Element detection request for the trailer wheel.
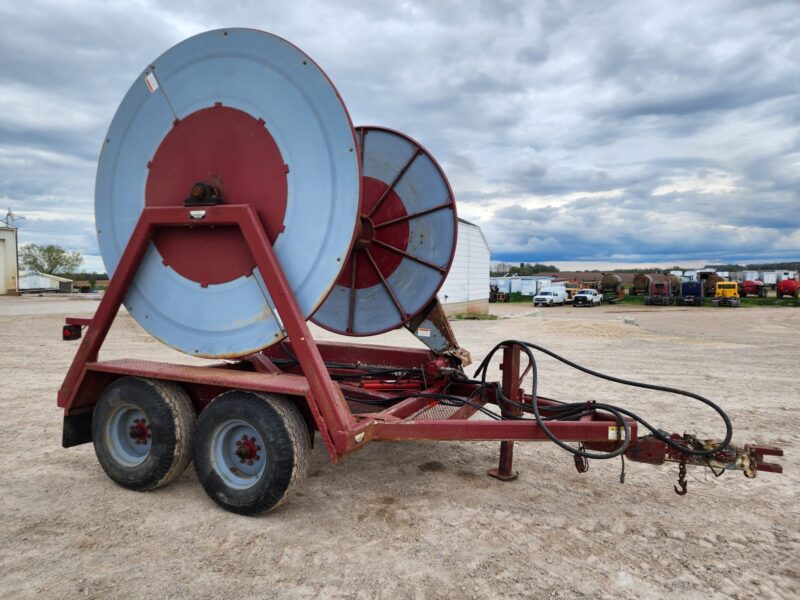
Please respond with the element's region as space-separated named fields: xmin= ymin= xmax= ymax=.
xmin=92 ymin=377 xmax=195 ymax=491
xmin=192 ymin=391 xmax=310 ymax=515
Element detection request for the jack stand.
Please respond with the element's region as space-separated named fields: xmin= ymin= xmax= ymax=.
xmin=488 ymin=441 xmax=519 ymax=481
xmin=488 ymin=343 xmax=522 ymax=481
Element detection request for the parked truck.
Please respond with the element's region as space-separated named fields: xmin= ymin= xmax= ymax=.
xmin=676 ymin=280 xmax=703 ymax=306
xmin=776 ymin=278 xmax=800 ymax=299
xmin=699 ymin=272 xmax=725 ymax=298
xmin=759 ymin=271 xmax=778 ymax=289
xmin=630 ymin=273 xmax=652 ymax=296
xmin=564 ymin=281 xmax=581 ymax=301
xmin=668 ymin=274 xmax=682 ymax=294
xmin=712 ymin=281 xmax=740 ymax=307
xmin=740 ymin=279 xmax=767 ymax=298
xmin=600 ymin=273 xmax=624 ymax=303
xmin=645 ymin=280 xmax=672 ymax=305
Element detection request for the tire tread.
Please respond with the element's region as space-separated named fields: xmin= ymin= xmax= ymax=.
xmin=255 ymin=394 xmax=310 ymax=511
xmin=149 ymin=379 xmax=195 ymax=489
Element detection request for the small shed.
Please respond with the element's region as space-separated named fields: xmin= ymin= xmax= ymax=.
xmin=19 ymin=270 xmax=73 ymax=293
xmin=438 ymin=219 xmax=490 ymax=315
xmin=0 ymin=227 xmax=19 ymax=295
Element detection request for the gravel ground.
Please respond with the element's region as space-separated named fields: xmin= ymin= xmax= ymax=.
xmin=0 ymin=295 xmax=797 ymax=599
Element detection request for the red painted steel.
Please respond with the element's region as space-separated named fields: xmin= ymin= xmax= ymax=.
xmin=86 ymin=359 xmax=311 ymax=396
xmin=145 ymin=105 xmax=288 ymax=285
xmin=489 ymin=344 xmax=522 ymax=480
xmin=336 ymin=176 xmax=409 ymax=289
xmin=371 ymin=419 xmax=639 ymax=442
xmin=65 ymin=317 xmax=93 ymax=326
xmin=265 ymin=340 xmax=434 ymax=369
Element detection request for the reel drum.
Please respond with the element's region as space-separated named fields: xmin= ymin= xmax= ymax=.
xmin=95 ymin=29 xmax=361 ymax=358
xmin=313 ymin=127 xmax=457 ymax=335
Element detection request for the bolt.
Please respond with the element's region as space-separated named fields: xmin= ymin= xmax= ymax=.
xmin=247 ymin=460 xmax=253 ymax=466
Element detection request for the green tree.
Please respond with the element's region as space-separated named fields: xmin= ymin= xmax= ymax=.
xmin=506 ymin=262 xmax=560 ymax=276
xmin=20 ymin=244 xmax=84 ymax=275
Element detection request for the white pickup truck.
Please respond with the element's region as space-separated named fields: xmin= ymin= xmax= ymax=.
xmin=572 ymin=288 xmax=602 ymax=306
xmin=533 ymin=288 xmax=568 ymax=306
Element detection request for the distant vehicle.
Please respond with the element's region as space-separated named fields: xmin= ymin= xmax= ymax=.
xmin=676 ymin=281 xmax=703 ymax=306
xmin=600 ymin=273 xmax=624 ymax=303
xmin=759 ymin=271 xmax=778 ymax=289
xmin=630 ymin=273 xmax=652 ymax=296
xmin=739 ymin=280 xmax=767 ymax=298
xmin=699 ymin=272 xmax=725 ymax=297
xmin=564 ymin=281 xmax=581 ymax=301
xmin=572 ymin=288 xmax=601 ymax=306
xmin=533 ymin=288 xmax=567 ymax=306
xmin=776 ymin=278 xmax=800 ymax=299
xmin=712 ymin=281 xmax=740 ymax=307
xmin=645 ymin=280 xmax=673 ymax=306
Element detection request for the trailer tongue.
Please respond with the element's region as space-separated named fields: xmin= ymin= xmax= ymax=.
xmin=59 ymin=28 xmax=782 ymax=515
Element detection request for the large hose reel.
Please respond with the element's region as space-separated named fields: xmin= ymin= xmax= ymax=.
xmin=95 ymin=29 xmax=457 ymax=358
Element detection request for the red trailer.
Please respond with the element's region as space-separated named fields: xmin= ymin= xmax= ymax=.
xmin=776 ymin=278 xmax=800 ymax=298
xmin=740 ymin=279 xmax=767 ymax=298
xmin=59 ymin=29 xmax=783 ymax=515
xmin=58 ymin=204 xmax=783 ymax=513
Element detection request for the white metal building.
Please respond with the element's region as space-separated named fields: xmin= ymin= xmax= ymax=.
xmin=438 ymin=219 xmax=490 ymax=314
xmin=0 ymin=226 xmax=19 ymax=295
xmin=19 ymin=270 xmax=74 ymax=293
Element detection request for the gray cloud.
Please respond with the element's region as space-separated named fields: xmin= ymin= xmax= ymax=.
xmin=1 ymin=0 xmax=799 ymax=271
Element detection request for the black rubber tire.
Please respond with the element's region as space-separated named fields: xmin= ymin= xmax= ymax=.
xmin=193 ymin=391 xmax=310 ymax=515
xmin=92 ymin=377 xmax=195 ymax=491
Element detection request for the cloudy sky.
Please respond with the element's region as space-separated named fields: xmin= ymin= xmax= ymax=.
xmin=1 ymin=0 xmax=798 ymax=272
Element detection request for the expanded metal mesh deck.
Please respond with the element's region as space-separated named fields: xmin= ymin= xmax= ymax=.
xmin=411 ymin=402 xmax=463 ymax=421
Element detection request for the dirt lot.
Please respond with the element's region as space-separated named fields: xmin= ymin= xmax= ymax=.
xmin=1 ymin=295 xmax=797 ymax=599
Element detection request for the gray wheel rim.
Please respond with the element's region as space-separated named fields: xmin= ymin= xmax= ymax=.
xmin=106 ymin=403 xmax=152 ymax=467
xmin=210 ymin=419 xmax=267 ymax=490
